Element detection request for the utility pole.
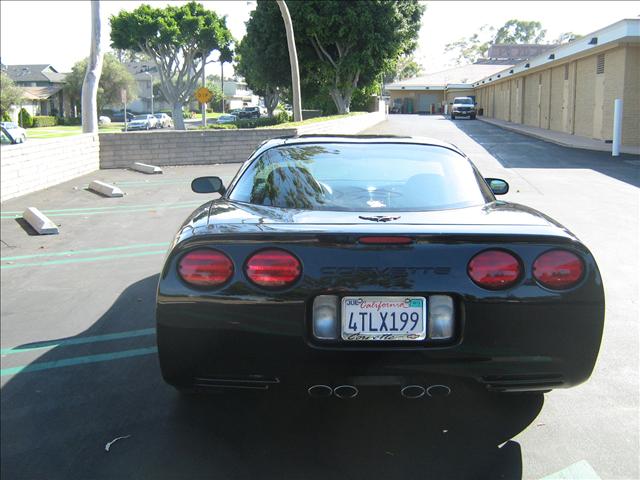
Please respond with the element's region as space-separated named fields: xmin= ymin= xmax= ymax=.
xmin=276 ymin=0 xmax=302 ymax=122
xmin=81 ymin=0 xmax=104 ymax=133
xmin=202 ymin=51 xmax=206 ymax=128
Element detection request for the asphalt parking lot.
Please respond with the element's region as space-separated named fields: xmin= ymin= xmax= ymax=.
xmin=1 ymin=116 xmax=638 ymax=479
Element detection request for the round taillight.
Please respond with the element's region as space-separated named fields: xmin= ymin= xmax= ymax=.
xmin=468 ymin=250 xmax=521 ymax=290
xmin=533 ymin=250 xmax=584 ymax=289
xmin=245 ymin=249 xmax=301 ymax=288
xmin=178 ymin=249 xmax=233 ymax=287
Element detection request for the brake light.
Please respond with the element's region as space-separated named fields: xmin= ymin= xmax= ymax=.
xmin=468 ymin=250 xmax=521 ymax=289
xmin=245 ymin=249 xmax=301 ymax=288
xmin=533 ymin=250 xmax=584 ymax=289
xmin=359 ymin=236 xmax=413 ymax=244
xmin=178 ymin=249 xmax=233 ymax=287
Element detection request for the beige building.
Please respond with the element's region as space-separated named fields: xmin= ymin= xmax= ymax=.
xmin=473 ymin=18 xmax=639 ymax=147
xmin=387 ymin=18 xmax=639 ymax=148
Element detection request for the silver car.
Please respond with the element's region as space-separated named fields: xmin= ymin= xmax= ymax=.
xmin=124 ymin=114 xmax=158 ymax=131
xmin=153 ymin=113 xmax=173 ymax=128
xmin=0 ymin=122 xmax=27 ymax=143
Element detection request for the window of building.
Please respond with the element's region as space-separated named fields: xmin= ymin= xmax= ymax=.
xmin=596 ymin=54 xmax=605 ymax=74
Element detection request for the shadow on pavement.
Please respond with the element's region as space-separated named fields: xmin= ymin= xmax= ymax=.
xmin=451 ymin=118 xmax=640 ymax=188
xmin=1 ymin=274 xmax=543 ymax=480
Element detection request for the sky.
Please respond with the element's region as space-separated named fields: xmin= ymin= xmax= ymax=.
xmin=1 ymin=0 xmax=638 ymax=77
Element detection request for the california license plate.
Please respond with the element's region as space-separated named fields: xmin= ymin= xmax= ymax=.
xmin=341 ymin=296 xmax=427 ymax=341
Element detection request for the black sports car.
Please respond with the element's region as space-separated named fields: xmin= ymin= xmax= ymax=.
xmin=156 ymin=135 xmax=604 ymax=398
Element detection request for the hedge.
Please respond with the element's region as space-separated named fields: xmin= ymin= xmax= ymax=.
xmin=32 ymin=116 xmax=58 ymax=127
xmin=57 ymin=117 xmax=82 ymax=126
xmin=205 ymin=123 xmax=238 ymax=130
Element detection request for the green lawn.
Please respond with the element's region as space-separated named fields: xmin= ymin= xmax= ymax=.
xmin=26 ymin=123 xmax=125 ymax=139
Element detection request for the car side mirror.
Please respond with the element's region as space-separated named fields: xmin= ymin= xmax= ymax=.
xmin=191 ymin=176 xmax=226 ymax=194
xmin=485 ymin=178 xmax=509 ymax=195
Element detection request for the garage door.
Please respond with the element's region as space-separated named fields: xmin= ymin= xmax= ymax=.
xmin=417 ymin=94 xmax=440 ymax=113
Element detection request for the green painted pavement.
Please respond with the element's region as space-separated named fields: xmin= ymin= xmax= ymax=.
xmin=0 ymin=347 xmax=158 ymax=377
xmin=1 ymin=242 xmax=169 ymax=261
xmin=1 ymin=249 xmax=167 ymax=269
xmin=0 ymin=328 xmax=155 ymax=355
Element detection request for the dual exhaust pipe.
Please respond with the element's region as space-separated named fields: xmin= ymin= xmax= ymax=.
xmin=308 ymin=384 xmax=451 ymax=399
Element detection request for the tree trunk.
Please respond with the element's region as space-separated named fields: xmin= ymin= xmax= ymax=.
xmin=265 ymin=88 xmax=280 ymax=118
xmin=329 ymin=88 xmax=352 ymax=114
xmin=277 ymin=1 xmax=302 ymax=122
xmin=172 ymin=103 xmax=185 ymax=131
xmin=81 ymin=0 xmax=104 ymax=133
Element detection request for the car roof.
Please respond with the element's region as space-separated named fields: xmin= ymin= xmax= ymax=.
xmin=254 ymin=134 xmax=466 ymax=157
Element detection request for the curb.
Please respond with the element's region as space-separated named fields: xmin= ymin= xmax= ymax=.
xmin=88 ymin=180 xmax=124 ymax=197
xmin=22 ymin=207 xmax=59 ymax=235
xmin=131 ymin=162 xmax=163 ymax=174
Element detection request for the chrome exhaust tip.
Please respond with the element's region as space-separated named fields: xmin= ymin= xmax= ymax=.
xmin=308 ymin=385 xmax=333 ymax=398
xmin=333 ymin=385 xmax=358 ymax=399
xmin=401 ymin=385 xmax=426 ymax=399
xmin=426 ymin=384 xmax=451 ymax=397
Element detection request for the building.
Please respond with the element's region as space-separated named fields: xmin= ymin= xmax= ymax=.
xmin=386 ymin=63 xmax=514 ymax=114
xmin=473 ymin=18 xmax=639 ymax=147
xmin=387 ymin=18 xmax=639 ymax=148
xmin=223 ymin=79 xmax=259 ymax=111
xmin=3 ymin=64 xmax=68 ymax=117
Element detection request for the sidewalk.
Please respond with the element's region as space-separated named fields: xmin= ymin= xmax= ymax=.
xmin=477 ymin=117 xmax=640 ymax=155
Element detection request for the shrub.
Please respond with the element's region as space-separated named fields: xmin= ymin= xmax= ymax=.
xmin=205 ymin=123 xmax=238 ymax=130
xmin=57 ymin=117 xmax=82 ymax=126
xmin=18 ymin=108 xmax=33 ymax=128
xmin=236 ymin=117 xmax=281 ymax=128
xmin=274 ymin=110 xmax=291 ymax=124
xmin=32 ymin=116 xmax=58 ymax=127
xmin=1 ymin=110 xmax=11 ymax=122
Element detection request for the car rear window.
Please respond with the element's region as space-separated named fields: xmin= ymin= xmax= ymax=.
xmin=228 ymin=143 xmax=490 ymax=211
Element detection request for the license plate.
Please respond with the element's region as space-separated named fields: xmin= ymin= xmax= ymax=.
xmin=341 ymin=296 xmax=427 ymax=341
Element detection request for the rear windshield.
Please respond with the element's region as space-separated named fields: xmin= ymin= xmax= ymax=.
xmin=228 ymin=143 xmax=489 ymax=211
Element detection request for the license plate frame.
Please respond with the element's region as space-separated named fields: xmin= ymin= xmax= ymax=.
xmin=341 ymin=296 xmax=427 ymax=341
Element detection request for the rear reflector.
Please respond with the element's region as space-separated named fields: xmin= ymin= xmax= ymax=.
xmin=245 ymin=249 xmax=301 ymax=288
xmin=468 ymin=250 xmax=521 ymax=289
xmin=359 ymin=236 xmax=413 ymax=244
xmin=533 ymin=250 xmax=584 ymax=289
xmin=178 ymin=249 xmax=233 ymax=287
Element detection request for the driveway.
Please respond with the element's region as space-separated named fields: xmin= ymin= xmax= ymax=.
xmin=365 ymin=115 xmax=640 ymax=479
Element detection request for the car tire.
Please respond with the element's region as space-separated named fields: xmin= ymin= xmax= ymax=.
xmin=471 ymin=114 xmax=476 ymax=120
xmin=451 ymin=114 xmax=456 ymax=120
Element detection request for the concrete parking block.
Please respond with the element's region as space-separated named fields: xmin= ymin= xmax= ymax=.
xmin=131 ymin=162 xmax=163 ymax=174
xmin=22 ymin=207 xmax=59 ymax=235
xmin=88 ymin=180 xmax=124 ymax=197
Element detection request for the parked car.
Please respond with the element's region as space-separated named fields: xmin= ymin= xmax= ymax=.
xmin=111 ymin=111 xmax=135 ymax=122
xmin=124 ymin=114 xmax=158 ymax=131
xmin=154 ymin=113 xmax=173 ymax=128
xmin=237 ymin=106 xmax=261 ymax=119
xmin=1 ymin=125 xmax=18 ymax=145
xmin=216 ymin=114 xmax=237 ymax=124
xmin=98 ymin=116 xmax=111 ymax=125
xmin=450 ymin=97 xmax=476 ymax=120
xmin=0 ymin=122 xmax=27 ymax=143
xmin=156 ymin=135 xmax=604 ymax=397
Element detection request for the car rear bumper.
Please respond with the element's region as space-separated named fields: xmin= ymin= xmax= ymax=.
xmin=156 ymin=299 xmax=604 ymax=393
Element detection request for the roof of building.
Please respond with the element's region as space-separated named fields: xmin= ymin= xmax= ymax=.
xmin=21 ymin=85 xmax=64 ymax=100
xmin=5 ymin=64 xmax=67 ymax=83
xmin=473 ymin=18 xmax=640 ymax=87
xmin=386 ymin=63 xmax=513 ymax=90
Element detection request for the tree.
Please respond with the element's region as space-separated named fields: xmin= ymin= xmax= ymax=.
xmin=494 ymin=19 xmax=546 ymax=44
xmin=64 ymin=53 xmax=138 ymax=115
xmin=289 ymin=1 xmax=424 ymax=114
xmin=110 ymin=1 xmax=233 ymax=130
xmin=386 ymin=54 xmax=422 ymax=82
xmin=82 ymin=0 xmax=104 ymax=133
xmin=236 ymin=1 xmax=291 ymax=117
xmin=446 ymin=20 xmax=549 ymax=65
xmin=204 ymin=80 xmax=224 ymax=111
xmin=0 ymin=71 xmax=23 ymax=116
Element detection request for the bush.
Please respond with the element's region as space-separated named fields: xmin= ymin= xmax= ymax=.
xmin=32 ymin=116 xmax=58 ymax=127
xmin=236 ymin=117 xmax=282 ymax=129
xmin=205 ymin=123 xmax=238 ymax=130
xmin=2 ymin=110 xmax=11 ymax=121
xmin=57 ymin=117 xmax=82 ymax=126
xmin=18 ymin=108 xmax=33 ymax=128
xmin=274 ymin=110 xmax=291 ymax=124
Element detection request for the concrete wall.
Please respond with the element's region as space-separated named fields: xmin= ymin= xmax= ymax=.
xmin=475 ymin=44 xmax=639 ymax=146
xmin=1 ymin=134 xmax=100 ymax=202
xmin=99 ymin=110 xmax=386 ymax=169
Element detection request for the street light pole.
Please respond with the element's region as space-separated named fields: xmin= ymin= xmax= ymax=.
xmin=144 ymin=71 xmax=154 ymax=115
xmin=276 ymin=0 xmax=302 ymax=122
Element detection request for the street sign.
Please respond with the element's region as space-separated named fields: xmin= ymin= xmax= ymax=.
xmin=121 ymin=88 xmax=127 ymax=104
xmin=195 ymin=87 xmax=213 ymax=104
